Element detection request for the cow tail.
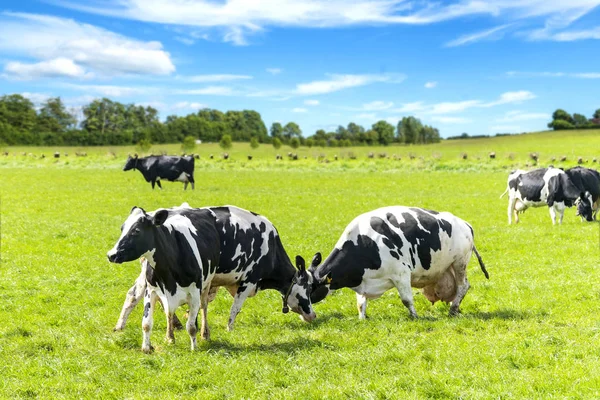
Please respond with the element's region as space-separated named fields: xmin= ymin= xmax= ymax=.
xmin=499 ymin=188 xmax=508 ymax=199
xmin=472 ymin=245 xmax=489 ymax=279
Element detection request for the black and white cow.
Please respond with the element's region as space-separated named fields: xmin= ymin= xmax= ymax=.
xmin=123 ymin=155 xmax=195 ymax=190
xmin=500 ymin=167 xmax=592 ymax=224
xmin=287 ymin=206 xmax=489 ymax=320
xmin=565 ymin=166 xmax=600 ymax=221
xmin=110 ymin=205 xmax=314 ymax=351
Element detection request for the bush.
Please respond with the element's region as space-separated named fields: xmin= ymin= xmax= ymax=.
xmin=250 ymin=137 xmax=259 ymax=149
xmin=289 ymin=137 xmax=300 ymax=149
xmin=136 ymin=139 xmax=152 ymax=153
xmin=181 ymin=135 xmax=197 ymax=153
xmin=220 ymin=134 xmax=232 ymax=150
xmin=272 ymin=137 xmax=282 ymax=149
xmin=549 ymin=120 xmax=575 ymax=130
xmin=306 ymin=138 xmax=314 ymax=148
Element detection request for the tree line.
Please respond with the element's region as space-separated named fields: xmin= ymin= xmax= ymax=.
xmin=0 ymin=94 xmax=440 ymax=147
xmin=548 ymin=108 xmax=600 ymax=130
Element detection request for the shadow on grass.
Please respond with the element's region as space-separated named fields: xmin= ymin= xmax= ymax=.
xmin=467 ymin=308 xmax=541 ymax=321
xmin=204 ymin=337 xmax=330 ymax=354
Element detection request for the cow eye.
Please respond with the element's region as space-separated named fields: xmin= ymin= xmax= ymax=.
xmin=132 ymin=228 xmax=141 ymax=235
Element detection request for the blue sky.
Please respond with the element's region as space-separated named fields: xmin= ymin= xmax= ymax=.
xmin=1 ymin=1 xmax=600 ymax=137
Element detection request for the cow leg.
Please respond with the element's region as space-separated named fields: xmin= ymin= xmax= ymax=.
xmin=183 ymin=181 xmax=188 ymax=190
xmin=151 ymin=180 xmax=156 ymax=189
xmin=187 ymin=290 xmax=201 ymax=349
xmin=156 ymin=180 xmax=163 ymax=190
xmin=394 ymin=273 xmax=417 ymax=318
xmin=356 ymin=294 xmax=368 ymax=320
xmin=227 ymin=284 xmax=256 ymax=331
xmin=449 ymin=261 xmax=470 ymax=316
xmin=164 ymin=305 xmax=176 ymax=344
xmin=114 ymin=270 xmax=146 ymax=331
xmin=556 ymin=203 xmax=565 ymax=224
xmin=508 ymin=195 xmax=517 ymax=224
xmin=188 ymin=174 xmax=195 ymax=190
xmin=199 ymin=287 xmax=210 ymax=341
xmin=141 ymin=290 xmax=157 ymax=353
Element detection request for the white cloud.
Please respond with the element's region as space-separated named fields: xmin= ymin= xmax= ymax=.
xmin=484 ymin=90 xmax=536 ymax=107
xmin=3 ymin=58 xmax=90 ymax=80
xmin=54 ymin=0 xmax=600 ymax=45
xmin=424 ymin=81 xmax=437 ymax=89
xmin=175 ymin=36 xmax=195 ymax=45
xmin=296 ymin=73 xmax=405 ymax=95
xmin=356 ymin=113 xmax=377 ymax=121
xmin=0 ymin=12 xmax=175 ymax=77
xmin=431 ymin=116 xmax=472 ymax=124
xmin=507 ymin=71 xmax=600 ymax=79
xmin=304 ymin=99 xmax=320 ymax=106
xmin=445 ymin=24 xmax=514 ymax=47
xmin=64 ymin=84 xmax=150 ymax=97
xmin=496 ymin=111 xmax=550 ymax=122
xmin=550 ymin=27 xmax=600 ymax=41
xmin=21 ymin=92 xmax=51 ymax=104
xmin=173 ymin=101 xmax=207 ymax=110
xmin=392 ymin=101 xmax=427 ymax=113
xmin=176 ymin=86 xmax=235 ymax=95
xmin=429 ymin=100 xmax=482 ymax=114
xmin=362 ymin=100 xmax=394 ymax=110
xmin=183 ymin=74 xmax=252 ymax=83
xmin=292 ymin=107 xmax=308 ymax=113
xmin=266 ymin=68 xmax=282 ymax=75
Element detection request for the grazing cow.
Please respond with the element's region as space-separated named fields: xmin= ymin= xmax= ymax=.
xmin=107 ymin=206 xmax=219 ymax=352
xmin=111 ymin=205 xmax=314 ymax=346
xmin=123 ymin=155 xmax=195 ymax=190
xmin=500 ymin=167 xmax=591 ymax=224
xmin=565 ymin=166 xmax=600 ymax=221
xmin=288 ymin=207 xmax=489 ymax=320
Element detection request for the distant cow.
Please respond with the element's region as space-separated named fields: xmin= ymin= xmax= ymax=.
xmin=565 ymin=166 xmax=600 ymax=221
xmin=500 ymin=167 xmax=592 ymax=224
xmin=123 ymin=155 xmax=195 ymax=190
xmin=111 ymin=205 xmax=314 ymax=350
xmin=288 ymin=207 xmax=488 ymax=320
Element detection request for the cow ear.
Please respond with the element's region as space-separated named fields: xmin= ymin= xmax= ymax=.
xmin=309 ymin=252 xmax=322 ymax=271
xmin=152 ymin=209 xmax=169 ymax=226
xmin=295 ymin=255 xmax=306 ymax=272
xmin=130 ymin=206 xmax=145 ymax=215
xmin=134 ymin=153 xmax=138 ymax=159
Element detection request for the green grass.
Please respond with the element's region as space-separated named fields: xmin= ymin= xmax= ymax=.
xmin=1 ymin=130 xmax=600 ymax=398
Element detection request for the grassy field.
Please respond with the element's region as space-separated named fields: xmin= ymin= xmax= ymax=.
xmin=1 ymin=130 xmax=600 ymax=398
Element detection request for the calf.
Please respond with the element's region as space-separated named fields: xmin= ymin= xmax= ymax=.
xmin=288 ymin=206 xmax=489 ymax=320
xmin=565 ymin=166 xmax=600 ymax=221
xmin=112 ymin=205 xmax=314 ymax=340
xmin=123 ymin=155 xmax=195 ymax=190
xmin=501 ymin=167 xmax=590 ymax=224
xmin=107 ymin=206 xmax=219 ymax=352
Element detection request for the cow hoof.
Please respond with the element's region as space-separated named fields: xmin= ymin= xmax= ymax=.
xmin=166 ymin=337 xmax=175 ymax=345
xmin=113 ymin=326 xmax=124 ymax=332
xmin=449 ymin=308 xmax=461 ymax=317
xmin=142 ymin=345 xmax=154 ymax=354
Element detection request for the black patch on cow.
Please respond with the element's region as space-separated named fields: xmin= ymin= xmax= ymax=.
xmin=315 ymin=234 xmax=381 ymax=290
xmin=399 ymin=210 xmax=451 ymax=270
xmin=143 ymin=301 xmax=151 ymax=318
xmin=389 ymin=250 xmax=400 ymax=260
xmin=513 ymin=168 xmax=547 ymax=202
xmin=370 ymin=216 xmax=404 ymax=256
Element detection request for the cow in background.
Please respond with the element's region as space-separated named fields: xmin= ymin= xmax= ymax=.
xmin=123 ymin=155 xmax=195 ymax=189
xmin=501 ymin=167 xmax=591 ymax=224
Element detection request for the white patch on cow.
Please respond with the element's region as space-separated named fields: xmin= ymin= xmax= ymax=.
xmin=175 ymin=172 xmax=189 ymax=182
xmin=162 ymin=214 xmax=203 ymax=271
xmin=108 ymin=207 xmax=145 ymax=257
xmin=143 ymin=248 xmax=156 ymax=268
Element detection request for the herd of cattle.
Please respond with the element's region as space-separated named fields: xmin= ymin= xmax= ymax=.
xmin=109 ymin=155 xmax=599 ymax=352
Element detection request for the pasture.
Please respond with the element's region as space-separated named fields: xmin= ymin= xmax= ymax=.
xmin=1 ymin=130 xmax=600 ymax=399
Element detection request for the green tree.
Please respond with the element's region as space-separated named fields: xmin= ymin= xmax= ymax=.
xmin=549 ymin=120 xmax=574 ymax=130
xmin=400 ymin=116 xmax=423 ymax=144
xmin=220 ymin=134 xmax=232 ymax=150
xmin=283 ymin=122 xmax=302 ymax=139
xmin=272 ymin=137 xmax=282 ymax=149
xmin=181 ymin=135 xmax=197 ymax=152
xmin=573 ymin=113 xmax=588 ymax=127
xmin=289 ymin=137 xmax=300 ymax=149
xmin=306 ymin=138 xmax=314 ymax=148
xmin=594 ymin=109 xmax=600 ymax=119
xmin=371 ymin=120 xmax=395 ymax=145
xmin=250 ymin=137 xmax=259 ymax=149
xmin=37 ymin=97 xmax=76 ymax=133
xmin=270 ymin=122 xmax=283 ymax=139
xmin=551 ymin=109 xmax=574 ymax=124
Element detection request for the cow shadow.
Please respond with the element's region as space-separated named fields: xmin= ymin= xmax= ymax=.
xmin=205 ymin=337 xmax=329 ymax=354
xmin=466 ymin=308 xmax=540 ymax=321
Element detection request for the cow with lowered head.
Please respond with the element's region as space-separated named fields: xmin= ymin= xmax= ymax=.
xmin=110 ymin=205 xmax=314 ymax=351
xmin=123 ymin=154 xmax=195 ymax=190
xmin=501 ymin=167 xmax=592 ymax=224
xmin=564 ymin=166 xmax=600 ymax=221
xmin=287 ymin=206 xmax=489 ymax=320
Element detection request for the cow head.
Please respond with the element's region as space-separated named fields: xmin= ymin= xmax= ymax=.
xmin=107 ymin=207 xmax=169 ymax=264
xmin=576 ymin=191 xmax=594 ymax=222
xmin=123 ymin=154 xmax=138 ymax=171
xmin=283 ymin=256 xmax=317 ymax=322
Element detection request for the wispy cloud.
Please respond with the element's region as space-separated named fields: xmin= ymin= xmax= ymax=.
xmin=173 ymin=101 xmax=207 ymax=110
xmin=362 ymin=100 xmax=394 ymax=110
xmin=181 ymin=74 xmax=253 ymax=83
xmin=446 ymin=24 xmax=514 ymax=47
xmin=507 ymin=71 xmax=600 ymax=79
xmin=424 ymin=81 xmax=437 ymax=89
xmin=266 ymin=68 xmax=282 ymax=75
xmin=304 ymin=99 xmax=320 ymax=106
xmin=296 ymin=73 xmax=405 ymax=95
xmin=63 ymin=83 xmax=151 ymax=97
xmin=292 ymin=107 xmax=308 ymax=113
xmin=431 ymin=116 xmax=472 ymax=124
xmin=0 ymin=12 xmax=175 ymax=78
xmin=175 ymin=86 xmax=235 ymax=95
xmin=495 ymin=110 xmax=550 ymax=122
xmin=53 ymin=0 xmax=600 ymax=45
xmin=3 ymin=58 xmax=91 ymax=80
